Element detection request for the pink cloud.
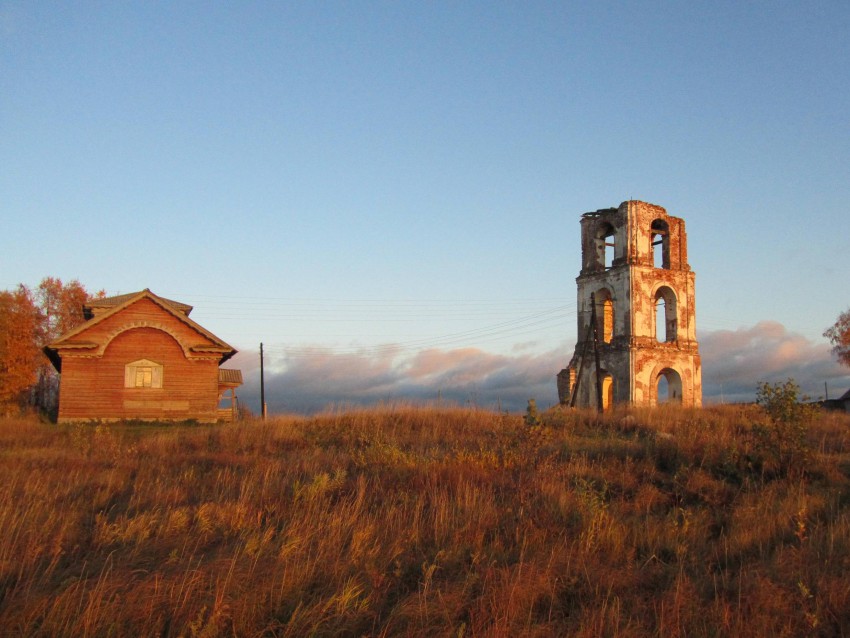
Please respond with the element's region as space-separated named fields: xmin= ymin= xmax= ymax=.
xmin=700 ymin=321 xmax=850 ymax=402
xmin=227 ymin=321 xmax=850 ymax=414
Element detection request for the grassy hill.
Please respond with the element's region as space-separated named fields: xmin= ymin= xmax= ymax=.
xmin=1 ymin=404 xmax=848 ymax=636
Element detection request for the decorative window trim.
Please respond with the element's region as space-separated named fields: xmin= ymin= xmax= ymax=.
xmin=100 ymin=322 xmax=192 ymax=358
xmin=124 ymin=359 xmax=164 ymax=389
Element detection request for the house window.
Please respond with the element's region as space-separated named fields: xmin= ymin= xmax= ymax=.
xmin=135 ymin=367 xmax=153 ymax=387
xmin=125 ymin=359 xmax=163 ymax=389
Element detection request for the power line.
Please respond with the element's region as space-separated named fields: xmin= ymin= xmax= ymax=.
xmin=259 ymin=304 xmax=576 ymax=358
xmin=73 ymin=290 xmax=577 ymax=358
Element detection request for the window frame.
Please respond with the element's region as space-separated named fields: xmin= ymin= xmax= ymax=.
xmin=124 ymin=359 xmax=164 ymax=389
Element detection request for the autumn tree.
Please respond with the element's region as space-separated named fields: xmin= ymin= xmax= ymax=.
xmin=0 ymin=278 xmax=104 ymax=415
xmin=824 ymin=308 xmax=850 ymax=368
xmin=0 ymin=286 xmax=43 ymax=414
xmin=37 ymin=277 xmax=92 ymax=342
xmin=32 ymin=278 xmax=105 ymax=414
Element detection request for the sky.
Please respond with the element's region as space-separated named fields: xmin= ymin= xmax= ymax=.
xmin=2 ymin=1 xmax=849 ymax=412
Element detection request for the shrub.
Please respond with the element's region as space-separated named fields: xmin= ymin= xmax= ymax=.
xmin=753 ymin=379 xmax=818 ymax=477
xmin=524 ymin=399 xmax=541 ymax=426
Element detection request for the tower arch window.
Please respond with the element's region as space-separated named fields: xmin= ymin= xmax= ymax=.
xmin=601 ymin=373 xmax=614 ymax=410
xmin=654 ymin=287 xmax=678 ymax=342
xmin=656 ymin=368 xmax=683 ymax=404
xmin=651 ymin=219 xmax=670 ymax=269
xmin=596 ymin=288 xmax=615 ymax=343
xmin=124 ymin=359 xmax=164 ymax=389
xmin=594 ymin=222 xmax=616 ymax=270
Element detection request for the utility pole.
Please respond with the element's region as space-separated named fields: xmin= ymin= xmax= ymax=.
xmin=569 ymin=293 xmax=604 ymax=412
xmin=569 ymin=316 xmax=594 ymax=408
xmin=260 ymin=342 xmax=266 ymax=420
xmin=590 ymin=292 xmax=604 ymax=413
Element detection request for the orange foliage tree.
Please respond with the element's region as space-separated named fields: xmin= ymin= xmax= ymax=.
xmin=824 ymin=308 xmax=850 ymax=368
xmin=0 ymin=278 xmax=104 ymax=415
xmin=33 ymin=278 xmax=105 ymax=414
xmin=0 ymin=286 xmax=43 ymax=413
xmin=37 ymin=277 xmax=93 ymax=342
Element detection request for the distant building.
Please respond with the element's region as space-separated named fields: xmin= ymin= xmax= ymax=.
xmin=823 ymin=388 xmax=850 ymax=413
xmin=44 ymin=289 xmax=242 ymax=423
xmin=557 ymin=201 xmax=702 ymax=408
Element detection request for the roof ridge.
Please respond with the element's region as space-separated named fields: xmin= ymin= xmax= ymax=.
xmin=85 ymin=290 xmax=193 ymax=315
xmin=45 ymin=290 xmax=236 ymax=369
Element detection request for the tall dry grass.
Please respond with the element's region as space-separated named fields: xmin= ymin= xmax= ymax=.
xmin=0 ymin=404 xmax=848 ymax=636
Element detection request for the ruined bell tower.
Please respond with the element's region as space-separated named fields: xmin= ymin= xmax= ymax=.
xmin=557 ymin=201 xmax=702 ymax=408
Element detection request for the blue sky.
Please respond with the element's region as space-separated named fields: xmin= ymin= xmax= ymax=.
xmin=2 ymin=2 xmax=849 ymax=411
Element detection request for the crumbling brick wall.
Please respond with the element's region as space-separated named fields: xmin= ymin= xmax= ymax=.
xmin=559 ymin=201 xmax=702 ymax=408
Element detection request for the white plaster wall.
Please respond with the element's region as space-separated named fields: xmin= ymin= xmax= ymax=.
xmin=564 ymin=200 xmax=702 ymax=408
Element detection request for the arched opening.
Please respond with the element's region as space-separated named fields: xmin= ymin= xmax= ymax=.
xmin=601 ymin=373 xmax=614 ymax=410
xmin=656 ymin=368 xmax=683 ymax=404
xmin=595 ymin=222 xmax=616 ymax=270
xmin=657 ymin=374 xmax=669 ymax=400
xmin=654 ymin=286 xmax=678 ymax=342
xmin=651 ymin=219 xmax=670 ymax=269
xmin=596 ymin=288 xmax=615 ymax=343
xmin=655 ymin=297 xmax=666 ymax=342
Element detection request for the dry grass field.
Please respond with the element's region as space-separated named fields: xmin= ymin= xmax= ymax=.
xmin=1 ymin=404 xmax=849 ymax=637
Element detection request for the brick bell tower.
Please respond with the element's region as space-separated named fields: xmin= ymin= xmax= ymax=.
xmin=557 ymin=200 xmax=702 ymax=409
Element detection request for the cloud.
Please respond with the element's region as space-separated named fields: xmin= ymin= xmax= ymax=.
xmin=225 ymin=321 xmax=850 ymax=414
xmin=699 ymin=321 xmax=850 ymax=403
xmin=228 ymin=345 xmax=565 ymax=415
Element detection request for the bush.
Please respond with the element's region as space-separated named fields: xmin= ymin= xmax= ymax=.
xmin=524 ymin=398 xmax=541 ymax=426
xmin=753 ymin=379 xmax=818 ymax=477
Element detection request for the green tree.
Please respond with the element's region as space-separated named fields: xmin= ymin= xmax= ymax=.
xmin=824 ymin=308 xmax=850 ymax=367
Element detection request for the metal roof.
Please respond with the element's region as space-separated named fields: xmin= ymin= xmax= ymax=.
xmin=218 ymin=369 xmax=243 ymax=385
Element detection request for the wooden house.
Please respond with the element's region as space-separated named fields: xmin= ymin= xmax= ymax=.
xmin=44 ymin=289 xmax=242 ymax=423
xmin=824 ymin=388 xmax=850 ymax=413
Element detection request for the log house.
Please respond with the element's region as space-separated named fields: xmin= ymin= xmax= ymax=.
xmin=44 ymin=289 xmax=242 ymax=423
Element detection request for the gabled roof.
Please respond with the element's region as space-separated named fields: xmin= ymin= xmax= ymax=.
xmin=84 ymin=291 xmax=192 ymax=318
xmin=43 ymin=289 xmax=236 ymax=371
xmin=838 ymin=388 xmax=850 ymax=402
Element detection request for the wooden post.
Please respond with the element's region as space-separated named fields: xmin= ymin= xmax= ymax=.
xmin=569 ymin=321 xmax=594 ymax=409
xmin=590 ymin=293 xmax=604 ymax=413
xmin=260 ymin=342 xmax=266 ymax=420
